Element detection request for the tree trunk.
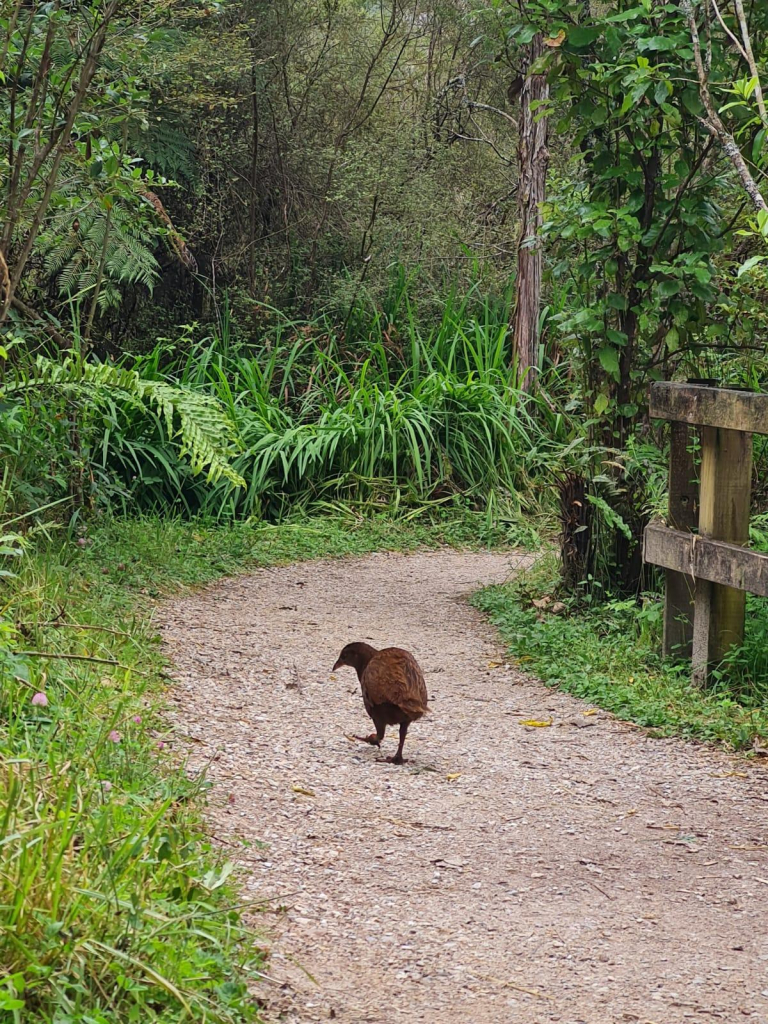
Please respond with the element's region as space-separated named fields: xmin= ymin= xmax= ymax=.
xmin=512 ymin=34 xmax=550 ymax=391
xmin=248 ymin=35 xmax=260 ymax=295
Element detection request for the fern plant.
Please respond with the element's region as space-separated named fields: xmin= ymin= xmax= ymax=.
xmin=9 ymin=356 xmax=246 ymax=488
xmin=41 ymin=203 xmax=160 ymax=311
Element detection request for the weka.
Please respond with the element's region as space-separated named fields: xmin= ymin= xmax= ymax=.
xmin=332 ymin=642 xmax=429 ymax=764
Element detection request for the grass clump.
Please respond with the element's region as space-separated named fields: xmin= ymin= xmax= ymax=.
xmin=0 ymin=510 xmax=518 ymax=1022
xmin=473 ymin=555 xmax=768 ymax=752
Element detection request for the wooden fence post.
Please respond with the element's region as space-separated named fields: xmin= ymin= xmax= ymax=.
xmin=645 ymin=382 xmax=766 ymax=687
xmin=691 ymin=425 xmax=752 ymax=685
xmin=663 ymin=421 xmax=698 ymax=658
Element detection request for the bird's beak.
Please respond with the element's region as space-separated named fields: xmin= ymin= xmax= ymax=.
xmin=332 ymin=658 xmax=342 ymax=672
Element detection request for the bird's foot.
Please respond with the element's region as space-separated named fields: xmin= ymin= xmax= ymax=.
xmin=381 ymin=753 xmax=406 ymax=765
xmin=353 ymin=733 xmax=381 ymax=746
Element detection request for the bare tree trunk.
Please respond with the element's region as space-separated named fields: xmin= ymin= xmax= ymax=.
xmin=512 ymin=34 xmax=549 ymax=392
xmin=248 ymin=35 xmax=260 ymax=295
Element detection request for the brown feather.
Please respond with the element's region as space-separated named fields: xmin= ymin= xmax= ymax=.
xmin=332 ymin=642 xmax=428 ymax=761
xmin=360 ymin=647 xmax=429 ymax=723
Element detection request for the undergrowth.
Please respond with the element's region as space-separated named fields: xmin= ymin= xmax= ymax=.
xmin=1 ymin=294 xmax=589 ymax=525
xmin=0 ymin=511 xmax=508 ymax=1022
xmin=474 ymin=555 xmax=768 ymax=752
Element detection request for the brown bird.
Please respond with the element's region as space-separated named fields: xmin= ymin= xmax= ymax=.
xmin=332 ymin=643 xmax=429 ymax=764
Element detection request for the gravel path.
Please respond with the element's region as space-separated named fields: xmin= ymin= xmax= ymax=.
xmin=161 ymin=549 xmax=768 ymax=1024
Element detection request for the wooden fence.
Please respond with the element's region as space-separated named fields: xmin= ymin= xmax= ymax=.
xmin=643 ymin=382 xmax=768 ymax=685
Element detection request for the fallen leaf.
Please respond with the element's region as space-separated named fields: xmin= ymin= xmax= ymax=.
xmin=487 ymin=660 xmax=504 ymax=669
xmin=520 ymin=718 xmax=553 ymax=728
xmin=532 ymin=596 xmax=552 ymax=610
xmin=583 ymin=708 xmax=599 ymax=716
xmin=446 ymin=772 xmax=462 ymax=781
xmin=292 ymin=785 xmax=316 ymax=797
xmin=544 ymin=28 xmax=566 ymax=47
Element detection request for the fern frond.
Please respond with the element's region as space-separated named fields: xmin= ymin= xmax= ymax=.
xmin=12 ymin=357 xmax=246 ymax=488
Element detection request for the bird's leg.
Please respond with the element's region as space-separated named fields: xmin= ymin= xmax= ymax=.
xmin=385 ymin=722 xmax=409 ymax=765
xmin=353 ymin=723 xmax=385 ymax=746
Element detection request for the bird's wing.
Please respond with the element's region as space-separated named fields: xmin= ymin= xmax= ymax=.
xmin=362 ymin=648 xmax=428 ymax=715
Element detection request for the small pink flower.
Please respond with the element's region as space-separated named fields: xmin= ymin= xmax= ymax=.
xmin=76 ymin=537 xmax=87 ymax=548
xmin=157 ymin=740 xmax=165 ymax=750
xmin=100 ymin=780 xmax=112 ymax=793
xmin=31 ymin=692 xmax=48 ymax=707
xmin=132 ymin=715 xmax=142 ymax=724
xmin=108 ymin=730 xmax=121 ymax=743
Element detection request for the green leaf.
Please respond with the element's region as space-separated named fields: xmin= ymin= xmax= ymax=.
xmin=657 ymin=279 xmax=681 ymax=297
xmin=604 ymin=7 xmax=645 ymax=21
xmin=737 ymin=254 xmax=767 ymax=277
xmin=665 ymin=327 xmax=680 ymax=352
xmin=606 ymin=329 xmax=628 ymax=346
xmin=637 ymin=36 xmax=676 ymax=53
xmin=606 ymin=292 xmax=628 ymax=310
xmin=753 ymin=128 xmax=767 ymax=164
xmin=514 ymin=24 xmax=538 ymax=43
xmin=690 ymin=281 xmax=716 ymax=302
xmin=681 ymin=89 xmax=705 ymax=117
xmin=594 ymin=393 xmax=610 ymax=415
xmin=598 ymin=346 xmax=620 ymax=376
xmin=567 ymin=26 xmax=602 ymax=48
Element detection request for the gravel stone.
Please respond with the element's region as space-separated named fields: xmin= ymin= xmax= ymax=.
xmin=161 ymin=549 xmax=768 ymax=1023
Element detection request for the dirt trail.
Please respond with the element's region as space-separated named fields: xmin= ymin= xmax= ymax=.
xmin=161 ymin=549 xmax=768 ymax=1024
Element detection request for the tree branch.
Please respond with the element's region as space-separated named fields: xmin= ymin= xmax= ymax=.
xmin=732 ymin=0 xmax=768 ymax=126
xmin=682 ymin=0 xmax=767 ymax=212
xmin=10 ymin=295 xmax=68 ymax=349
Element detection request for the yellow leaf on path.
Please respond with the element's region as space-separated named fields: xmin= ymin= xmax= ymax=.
xmin=292 ymin=785 xmax=316 ymax=797
xmin=520 ymin=718 xmax=553 ymax=728
xmin=446 ymin=773 xmax=462 ymax=781
xmin=487 ymin=660 xmax=504 ymax=669
xmin=583 ymin=709 xmax=599 ymax=716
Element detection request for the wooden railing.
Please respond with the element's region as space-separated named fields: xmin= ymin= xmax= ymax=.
xmin=643 ymin=382 xmax=768 ymax=685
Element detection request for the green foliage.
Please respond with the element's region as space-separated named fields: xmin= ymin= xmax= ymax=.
xmin=41 ymin=201 xmax=161 ymax=310
xmin=1 ymin=288 xmax=590 ymax=529
xmin=111 ymin=302 xmax=584 ymax=523
xmin=0 ymin=529 xmax=262 ymax=1022
xmin=7 ymin=353 xmax=246 ymax=490
xmin=474 ymin=555 xmax=768 ymax=751
xmin=494 ymin=0 xmax=768 ymax=425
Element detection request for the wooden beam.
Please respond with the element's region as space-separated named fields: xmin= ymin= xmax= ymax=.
xmin=644 ymin=524 xmax=768 ymax=595
xmin=650 ymin=381 xmax=768 ymax=434
xmin=662 ymin=422 xmax=697 ymax=658
xmin=693 ymin=426 xmax=752 ymax=681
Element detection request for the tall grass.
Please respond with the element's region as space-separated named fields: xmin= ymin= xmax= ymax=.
xmin=0 ymin=531 xmax=263 ymax=1023
xmin=120 ymin=294 xmax=586 ymax=520
xmin=1 ymin=286 xmax=589 ymax=525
